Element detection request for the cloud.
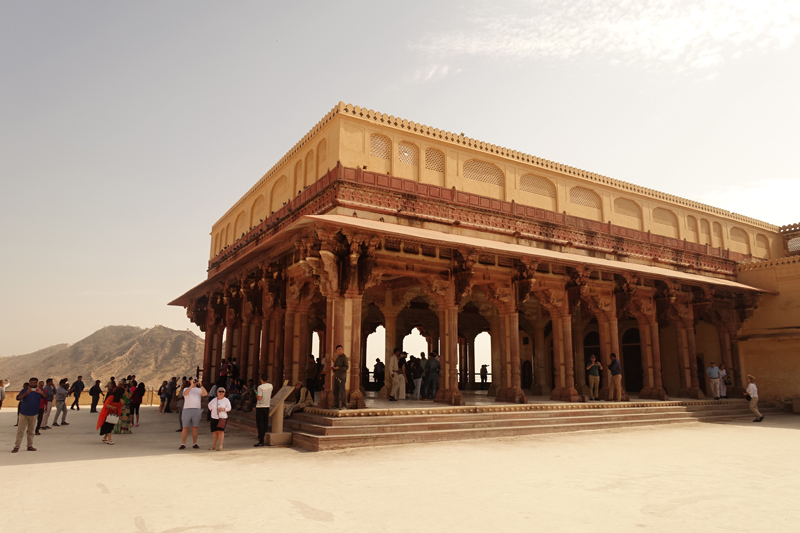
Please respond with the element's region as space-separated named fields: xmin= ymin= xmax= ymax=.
xmin=412 ymin=0 xmax=800 ymax=73
xmin=410 ymin=64 xmax=461 ymax=83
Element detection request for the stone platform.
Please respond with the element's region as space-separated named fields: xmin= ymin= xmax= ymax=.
xmin=228 ymin=391 xmax=783 ymax=452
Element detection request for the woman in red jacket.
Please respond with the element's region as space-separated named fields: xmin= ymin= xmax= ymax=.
xmin=97 ymin=388 xmax=124 ymax=445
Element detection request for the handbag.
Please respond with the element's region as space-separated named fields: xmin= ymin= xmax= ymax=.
xmin=724 ymin=376 xmax=732 ymax=386
xmin=106 ymin=413 xmax=120 ymax=424
xmin=216 ymin=418 xmax=227 ymax=430
xmin=745 ymin=394 xmax=752 ymax=401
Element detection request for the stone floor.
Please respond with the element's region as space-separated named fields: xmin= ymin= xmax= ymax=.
xmin=2 ymin=405 xmax=797 ymax=532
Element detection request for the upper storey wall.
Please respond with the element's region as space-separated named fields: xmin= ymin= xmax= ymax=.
xmin=210 ymin=102 xmax=782 ymax=261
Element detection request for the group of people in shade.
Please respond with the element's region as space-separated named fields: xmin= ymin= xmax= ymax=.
xmin=9 ymin=374 xmax=144 ymax=452
xmin=374 ymin=348 xmax=441 ymax=402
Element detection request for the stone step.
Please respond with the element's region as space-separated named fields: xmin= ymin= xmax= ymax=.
xmin=290 ymin=402 xmax=776 ymax=427
xmin=290 ymin=413 xmax=778 ymax=452
xmin=284 ymin=411 xmax=772 ymax=435
xmin=226 ymin=400 xmax=781 ymax=451
xmin=284 ymin=407 xmax=780 ymax=436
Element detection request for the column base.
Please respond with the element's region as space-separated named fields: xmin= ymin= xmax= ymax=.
xmin=434 ymin=388 xmax=445 ymax=402
xmin=495 ymin=386 xmax=508 ymax=402
xmin=442 ymin=389 xmax=463 ymax=406
xmin=348 ymin=390 xmax=366 ymax=409
xmin=550 ymin=387 xmax=581 ymax=402
xmin=639 ymin=387 xmax=669 ymax=400
xmin=509 ymin=386 xmax=527 ymax=404
xmin=530 ymin=384 xmax=551 ymax=396
xmin=317 ymin=390 xmax=334 ymax=409
xmin=677 ymin=387 xmax=704 ymax=399
xmin=486 ymin=383 xmax=498 ymax=396
xmin=579 ymin=384 xmax=591 ymax=397
xmin=379 ymin=384 xmax=390 ymax=399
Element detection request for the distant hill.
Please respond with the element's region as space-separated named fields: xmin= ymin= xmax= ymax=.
xmin=1 ymin=325 xmax=204 ymax=389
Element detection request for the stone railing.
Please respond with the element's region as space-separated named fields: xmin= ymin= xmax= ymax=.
xmin=208 ymin=164 xmax=750 ymax=277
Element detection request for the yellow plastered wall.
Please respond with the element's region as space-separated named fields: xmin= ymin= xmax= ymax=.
xmin=210 ymin=107 xmax=783 ymax=260
xmin=736 ymin=258 xmax=800 ymax=401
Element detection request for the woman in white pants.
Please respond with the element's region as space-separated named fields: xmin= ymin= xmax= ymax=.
xmin=745 ymin=375 xmax=763 ymax=422
xmin=718 ymin=364 xmax=728 ymax=399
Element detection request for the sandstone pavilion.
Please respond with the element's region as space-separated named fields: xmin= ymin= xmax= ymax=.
xmin=171 ymin=102 xmax=799 ymax=436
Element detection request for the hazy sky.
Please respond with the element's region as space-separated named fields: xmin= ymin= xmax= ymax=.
xmin=2 ymin=1 xmax=799 ymax=357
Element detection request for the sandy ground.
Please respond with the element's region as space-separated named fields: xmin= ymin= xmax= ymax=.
xmin=1 ymin=406 xmax=798 ymax=533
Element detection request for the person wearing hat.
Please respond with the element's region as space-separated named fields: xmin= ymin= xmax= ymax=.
xmin=706 ymin=361 xmax=721 ymax=400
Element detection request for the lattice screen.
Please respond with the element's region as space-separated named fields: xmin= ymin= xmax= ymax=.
xmin=464 ymin=159 xmax=504 ymax=186
xmin=398 ymin=141 xmax=419 ymax=166
xmin=569 ymin=186 xmax=601 ymax=208
xmin=730 ymin=227 xmax=748 ymax=244
xmin=520 ymin=174 xmax=556 ymax=197
xmin=317 ymin=139 xmax=327 ymax=168
xmin=425 ymin=148 xmax=444 ymax=172
xmin=788 ymin=237 xmax=800 ymax=253
xmin=613 ymin=197 xmax=641 ymax=218
xmin=652 ymin=208 xmax=678 ymax=227
xmin=370 ymin=134 xmax=391 ymax=160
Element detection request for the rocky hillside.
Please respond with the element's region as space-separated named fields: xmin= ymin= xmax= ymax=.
xmin=1 ymin=325 xmax=204 ymax=389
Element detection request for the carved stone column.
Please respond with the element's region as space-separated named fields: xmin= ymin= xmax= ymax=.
xmin=487 ymin=316 xmax=502 ymax=397
xmin=530 ymin=323 xmax=550 ymax=396
xmin=258 ymin=313 xmax=270 ymax=378
xmin=212 ymin=324 xmax=224 ymax=385
xmin=505 ymin=311 xmax=526 ymax=404
xmin=466 ymin=334 xmax=476 ymax=390
xmin=440 ymin=305 xmax=463 ymax=406
xmin=534 ymin=280 xmax=579 ymax=402
xmin=344 ymin=295 xmax=365 ymax=408
xmin=379 ymin=307 xmax=401 ymax=398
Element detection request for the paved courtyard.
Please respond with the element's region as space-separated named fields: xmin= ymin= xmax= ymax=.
xmin=1 ymin=405 xmax=798 ymax=532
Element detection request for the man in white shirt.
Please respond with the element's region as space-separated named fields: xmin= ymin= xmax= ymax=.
xmin=254 ymin=374 xmax=273 ymax=447
xmin=179 ymin=377 xmax=207 ymax=449
xmin=745 ymin=375 xmax=764 ymax=422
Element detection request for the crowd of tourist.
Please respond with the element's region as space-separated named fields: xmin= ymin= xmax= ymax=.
xmin=9 ymin=374 xmax=145 ymax=452
xmin=3 ymin=351 xmax=767 ymax=454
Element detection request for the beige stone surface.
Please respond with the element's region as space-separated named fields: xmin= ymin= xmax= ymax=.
xmin=1 ymin=405 xmax=798 ymax=532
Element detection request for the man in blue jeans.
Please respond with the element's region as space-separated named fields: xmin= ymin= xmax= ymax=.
xmin=69 ymin=376 xmax=85 ymax=410
xmin=608 ymin=353 xmax=622 ymax=401
xmin=14 ymin=377 xmax=44 ymax=452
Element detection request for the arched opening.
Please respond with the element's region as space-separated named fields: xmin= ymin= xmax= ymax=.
xmin=475 ymin=331 xmax=491 ymax=389
xmin=695 ymin=320 xmax=721 ymax=395
xmin=311 ymin=331 xmax=320 ymax=359
xmin=402 ymin=327 xmax=428 ymax=397
xmin=366 ymin=325 xmax=385 ymax=392
xmin=621 ymin=328 xmax=643 ymax=392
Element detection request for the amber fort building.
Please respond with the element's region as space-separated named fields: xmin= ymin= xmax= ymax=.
xmin=171 ymin=102 xmax=800 ymax=412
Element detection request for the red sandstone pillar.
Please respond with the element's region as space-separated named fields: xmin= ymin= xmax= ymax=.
xmin=202 ymin=328 xmax=213 ymax=388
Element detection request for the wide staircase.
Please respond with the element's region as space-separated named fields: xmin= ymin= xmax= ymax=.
xmin=231 ymin=400 xmax=782 ymax=452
